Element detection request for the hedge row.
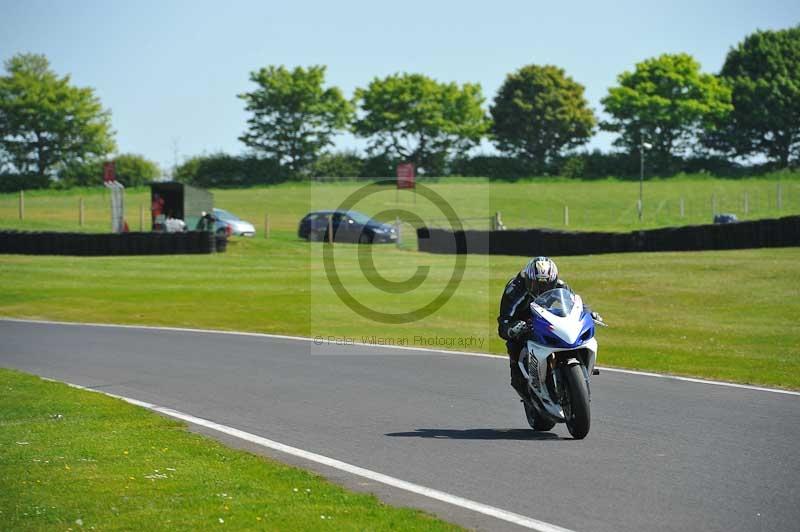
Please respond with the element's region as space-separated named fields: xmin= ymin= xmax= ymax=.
xmin=417 ymin=216 xmax=800 ymax=256
xmin=0 ymin=231 xmax=227 ymax=256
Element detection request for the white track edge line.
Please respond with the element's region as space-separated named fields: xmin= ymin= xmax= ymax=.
xmin=48 ymin=378 xmax=573 ymax=532
xmin=5 ymin=317 xmax=798 ymax=397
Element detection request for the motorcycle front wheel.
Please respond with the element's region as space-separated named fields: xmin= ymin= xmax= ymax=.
xmin=562 ymin=364 xmax=591 ymax=439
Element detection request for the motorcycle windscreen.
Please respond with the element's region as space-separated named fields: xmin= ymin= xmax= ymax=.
xmin=532 ymin=288 xmax=574 ymax=318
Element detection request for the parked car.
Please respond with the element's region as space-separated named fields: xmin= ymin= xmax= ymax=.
xmin=298 ymin=210 xmax=397 ymax=244
xmin=713 ymin=213 xmax=739 ymax=224
xmin=213 ymin=208 xmax=256 ymax=237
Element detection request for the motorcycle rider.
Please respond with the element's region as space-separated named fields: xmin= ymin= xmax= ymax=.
xmin=497 ymin=256 xmax=601 ymax=401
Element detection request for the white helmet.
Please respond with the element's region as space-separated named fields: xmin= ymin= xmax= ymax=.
xmin=521 ymin=256 xmax=559 ymax=296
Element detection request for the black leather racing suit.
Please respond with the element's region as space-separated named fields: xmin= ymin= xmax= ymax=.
xmin=497 ymin=273 xmax=570 ymax=364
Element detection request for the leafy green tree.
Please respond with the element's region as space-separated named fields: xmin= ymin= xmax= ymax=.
xmin=707 ymin=26 xmax=800 ymax=167
xmin=601 ymin=53 xmax=732 ymax=163
xmin=491 ymin=65 xmax=595 ymax=166
xmin=113 ymin=153 xmax=160 ymax=187
xmin=238 ymin=65 xmax=352 ymax=175
xmin=59 ymin=153 xmax=160 ymax=187
xmin=0 ymin=53 xmax=115 ymax=179
xmin=353 ymin=73 xmax=489 ymax=174
xmin=174 ymin=152 xmax=284 ymax=187
xmin=311 ymin=150 xmax=363 ymax=179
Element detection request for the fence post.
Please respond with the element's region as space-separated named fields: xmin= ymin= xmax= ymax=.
xmin=79 ymin=197 xmax=84 ymax=227
xmin=19 ymin=190 xmax=24 ymax=220
xmin=494 ymin=211 xmax=504 ymax=231
xmin=395 ymin=216 xmax=401 ymax=248
xmin=264 ymin=213 xmax=270 ymax=239
xmin=563 ymin=205 xmax=569 ymax=226
xmin=679 ymin=197 xmax=685 ymax=218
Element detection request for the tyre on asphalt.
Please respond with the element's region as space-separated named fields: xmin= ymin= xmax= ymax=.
xmin=563 ymin=364 xmax=591 ymax=439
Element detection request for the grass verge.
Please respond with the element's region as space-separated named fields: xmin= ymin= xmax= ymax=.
xmin=1 ymin=173 xmax=799 ymax=234
xmin=0 ymin=368 xmax=459 ymax=531
xmin=1 ymin=239 xmax=799 ymax=389
xmin=1 ymin=177 xmax=799 ymax=389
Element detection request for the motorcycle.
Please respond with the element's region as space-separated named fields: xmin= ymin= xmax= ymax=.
xmin=517 ymin=288 xmax=605 ymax=439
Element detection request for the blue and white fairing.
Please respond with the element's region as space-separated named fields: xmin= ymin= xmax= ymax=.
xmin=518 ymin=288 xmax=598 ymax=421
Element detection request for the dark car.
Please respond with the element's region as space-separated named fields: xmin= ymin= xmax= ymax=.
xmin=298 ymin=210 xmax=397 ymax=244
xmin=713 ymin=213 xmax=739 ymax=224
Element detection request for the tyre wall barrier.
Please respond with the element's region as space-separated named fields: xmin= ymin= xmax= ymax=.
xmin=0 ymin=231 xmax=227 ymax=256
xmin=416 ymin=215 xmax=800 ymax=256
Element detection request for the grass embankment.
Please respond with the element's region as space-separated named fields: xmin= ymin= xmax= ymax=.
xmin=1 ymin=175 xmax=799 ymax=389
xmin=1 ymin=173 xmax=798 ymax=234
xmin=0 ymin=368 xmax=459 ymax=531
xmin=1 ymin=237 xmax=798 ymax=389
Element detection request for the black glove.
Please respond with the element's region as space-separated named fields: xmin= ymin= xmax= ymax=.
xmin=508 ymin=320 xmax=530 ymax=339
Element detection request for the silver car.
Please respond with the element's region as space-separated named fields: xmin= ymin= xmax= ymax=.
xmin=213 ymin=208 xmax=256 ymax=237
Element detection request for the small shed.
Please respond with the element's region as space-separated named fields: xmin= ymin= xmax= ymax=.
xmin=150 ymin=182 xmax=213 ymax=231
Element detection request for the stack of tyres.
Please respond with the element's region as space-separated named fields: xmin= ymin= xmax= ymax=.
xmin=81 ymin=233 xmax=94 ymax=256
xmin=50 ymin=232 xmax=61 ymax=254
xmin=199 ymin=231 xmax=214 ymax=254
xmin=24 ymin=232 xmax=36 ymax=254
xmin=96 ymin=233 xmax=108 ymax=256
xmin=8 ymin=231 xmax=20 ymax=253
xmin=175 ymin=232 xmax=188 ymax=254
xmin=112 ymin=234 xmax=124 ymax=256
xmin=191 ymin=231 xmax=206 ymax=253
xmin=50 ymin=232 xmax=63 ymax=255
xmin=138 ymin=232 xmax=151 ymax=255
xmin=124 ymin=233 xmax=136 ymax=255
xmin=762 ymin=218 xmax=784 ymax=247
xmin=142 ymin=233 xmax=154 ymax=255
xmin=2 ymin=231 xmax=11 ymax=253
xmin=145 ymin=232 xmax=157 ymax=255
xmin=155 ymin=232 xmax=170 ymax=254
xmin=784 ymin=216 xmax=800 ymax=245
xmin=62 ymin=233 xmax=75 ymax=255
xmin=98 ymin=234 xmax=109 ymax=256
xmin=0 ymin=231 xmax=11 ymax=253
xmin=215 ymin=234 xmax=228 ymax=253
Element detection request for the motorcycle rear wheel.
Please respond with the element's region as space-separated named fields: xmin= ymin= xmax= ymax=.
xmin=524 ymin=401 xmax=556 ymax=431
xmin=562 ymin=364 xmax=591 ymax=439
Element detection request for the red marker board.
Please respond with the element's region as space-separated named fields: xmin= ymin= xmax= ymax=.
xmin=103 ymin=161 xmax=116 ymax=183
xmin=396 ymin=163 xmax=415 ymax=189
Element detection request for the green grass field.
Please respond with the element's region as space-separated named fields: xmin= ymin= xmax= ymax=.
xmin=1 ymin=175 xmax=800 ymax=389
xmin=2 ymin=172 xmax=799 ymax=235
xmin=0 ymin=368 xmax=459 ymax=531
xmin=2 ymin=176 xmax=799 ymax=530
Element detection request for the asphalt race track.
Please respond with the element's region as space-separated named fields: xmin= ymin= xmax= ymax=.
xmin=2 ymin=320 xmax=798 ymax=532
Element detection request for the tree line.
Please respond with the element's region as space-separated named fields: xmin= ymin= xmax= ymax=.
xmin=1 ymin=26 xmax=798 ymax=191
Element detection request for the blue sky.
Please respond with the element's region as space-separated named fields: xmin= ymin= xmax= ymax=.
xmin=1 ymin=0 xmax=798 ymax=172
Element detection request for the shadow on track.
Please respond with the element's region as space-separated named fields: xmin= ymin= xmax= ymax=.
xmin=385 ymin=428 xmax=562 ymax=441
